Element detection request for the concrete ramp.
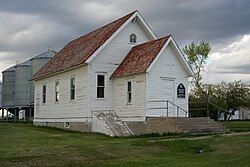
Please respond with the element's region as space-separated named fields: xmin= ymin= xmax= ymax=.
xmin=92 ymin=111 xmax=133 ymax=137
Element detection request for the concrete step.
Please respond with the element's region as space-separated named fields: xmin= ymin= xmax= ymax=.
xmin=177 ymin=117 xmax=227 ymax=133
xmin=150 ymin=117 xmax=227 ymax=134
xmin=187 ymin=129 xmax=226 ymax=133
xmin=181 ymin=124 xmax=224 ymax=128
xmin=183 ymin=126 xmax=225 ymax=131
xmin=180 ymin=126 xmax=224 ymax=130
xmin=177 ymin=120 xmax=217 ymax=124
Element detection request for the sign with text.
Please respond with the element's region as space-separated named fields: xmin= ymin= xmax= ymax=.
xmin=177 ymin=83 xmax=185 ymax=98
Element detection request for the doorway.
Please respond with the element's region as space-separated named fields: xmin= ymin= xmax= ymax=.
xmin=160 ymin=78 xmax=175 ymax=116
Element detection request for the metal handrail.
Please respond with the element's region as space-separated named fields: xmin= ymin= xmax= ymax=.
xmin=208 ymin=101 xmax=228 ymax=112
xmin=147 ymin=100 xmax=190 ymax=117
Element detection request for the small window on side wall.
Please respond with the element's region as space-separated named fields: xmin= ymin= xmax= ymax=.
xmin=127 ymin=81 xmax=132 ymax=103
xmin=97 ymin=75 xmax=105 ymax=98
xmin=70 ymin=78 xmax=75 ymax=100
xmin=42 ymin=85 xmax=46 ymax=103
xmin=55 ymin=81 xmax=59 ymax=102
xmin=130 ymin=33 xmax=137 ymax=43
xmin=64 ymin=122 xmax=70 ymax=128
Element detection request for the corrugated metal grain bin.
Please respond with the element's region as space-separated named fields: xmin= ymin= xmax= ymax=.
xmin=2 ymin=65 xmax=16 ymax=108
xmin=30 ymin=49 xmax=56 ymax=104
xmin=0 ymin=82 xmax=2 ymax=108
xmin=14 ymin=60 xmax=31 ymax=108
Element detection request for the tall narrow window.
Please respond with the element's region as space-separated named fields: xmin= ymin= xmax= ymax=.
xmin=70 ymin=78 xmax=75 ymax=100
xmin=127 ymin=81 xmax=132 ymax=103
xmin=97 ymin=75 xmax=105 ymax=98
xmin=130 ymin=33 xmax=137 ymax=43
xmin=42 ymin=85 xmax=46 ymax=104
xmin=55 ymin=81 xmax=59 ymax=102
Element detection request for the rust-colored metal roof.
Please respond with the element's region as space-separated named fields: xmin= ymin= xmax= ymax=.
xmin=32 ymin=11 xmax=136 ymax=80
xmin=111 ymin=36 xmax=170 ymax=78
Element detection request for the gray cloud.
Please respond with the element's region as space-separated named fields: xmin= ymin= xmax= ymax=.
xmin=0 ymin=0 xmax=250 ymax=81
xmin=217 ymin=65 xmax=250 ymax=74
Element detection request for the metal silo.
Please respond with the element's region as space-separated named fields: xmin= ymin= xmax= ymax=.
xmin=14 ymin=60 xmax=31 ymax=109
xmin=0 ymin=81 xmax=3 ymax=119
xmin=1 ymin=49 xmax=56 ymax=121
xmin=30 ymin=49 xmax=56 ymax=105
xmin=0 ymin=82 xmax=2 ymax=109
xmin=2 ymin=65 xmax=16 ymax=109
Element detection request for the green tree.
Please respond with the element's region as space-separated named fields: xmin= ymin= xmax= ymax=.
xmin=226 ymin=80 xmax=250 ymax=109
xmin=189 ymin=81 xmax=250 ymax=119
xmin=183 ymin=41 xmax=211 ymax=95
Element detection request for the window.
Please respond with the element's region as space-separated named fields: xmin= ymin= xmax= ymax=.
xmin=55 ymin=81 xmax=59 ymax=102
xmin=130 ymin=33 xmax=137 ymax=43
xmin=64 ymin=122 xmax=70 ymax=128
xmin=127 ymin=81 xmax=132 ymax=103
xmin=70 ymin=78 xmax=75 ymax=100
xmin=97 ymin=75 xmax=105 ymax=98
xmin=42 ymin=85 xmax=46 ymax=103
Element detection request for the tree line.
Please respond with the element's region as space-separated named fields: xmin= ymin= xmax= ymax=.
xmin=184 ymin=42 xmax=250 ymax=119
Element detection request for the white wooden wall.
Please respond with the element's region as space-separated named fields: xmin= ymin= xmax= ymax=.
xmin=34 ymin=66 xmax=88 ymax=123
xmin=0 ymin=83 xmax=2 ymax=108
xmin=88 ymin=20 xmax=151 ymax=113
xmin=113 ymin=74 xmax=146 ymax=121
xmin=146 ymin=42 xmax=189 ymax=117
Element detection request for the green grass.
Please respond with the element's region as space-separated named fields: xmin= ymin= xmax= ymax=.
xmin=0 ymin=123 xmax=250 ymax=167
xmin=221 ymin=120 xmax=250 ymax=132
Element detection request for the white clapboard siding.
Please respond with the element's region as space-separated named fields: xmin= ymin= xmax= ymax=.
xmin=88 ymin=20 xmax=151 ymax=112
xmin=34 ymin=66 xmax=88 ymax=122
xmin=113 ymin=74 xmax=146 ymax=121
xmin=0 ymin=83 xmax=2 ymax=108
xmin=146 ymin=42 xmax=189 ymax=117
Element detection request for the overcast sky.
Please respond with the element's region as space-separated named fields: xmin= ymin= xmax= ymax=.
xmin=0 ymin=0 xmax=249 ymax=83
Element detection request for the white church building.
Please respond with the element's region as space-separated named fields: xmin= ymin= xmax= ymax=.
xmin=32 ymin=11 xmax=194 ymax=136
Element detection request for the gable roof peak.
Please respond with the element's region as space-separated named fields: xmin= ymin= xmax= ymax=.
xmin=32 ymin=11 xmax=136 ymax=80
xmin=111 ymin=36 xmax=171 ymax=78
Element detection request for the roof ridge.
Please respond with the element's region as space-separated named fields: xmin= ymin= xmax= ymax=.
xmin=31 ymin=49 xmax=56 ymax=60
xmin=2 ymin=64 xmax=17 ymax=72
xmin=67 ymin=11 xmax=137 ymax=46
xmin=19 ymin=59 xmax=31 ymax=66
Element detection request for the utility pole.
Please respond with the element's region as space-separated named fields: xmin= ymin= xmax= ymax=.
xmin=29 ymin=106 xmax=32 ymax=122
xmin=1 ymin=108 xmax=4 ymax=120
xmin=14 ymin=108 xmax=16 ymax=122
xmin=6 ymin=109 xmax=8 ymax=122
xmin=207 ymin=89 xmax=209 ymax=117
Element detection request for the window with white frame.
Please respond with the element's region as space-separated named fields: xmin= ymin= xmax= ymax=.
xmin=127 ymin=81 xmax=132 ymax=103
xmin=55 ymin=81 xmax=59 ymax=102
xmin=97 ymin=75 xmax=105 ymax=98
xmin=42 ymin=85 xmax=46 ymax=104
xmin=70 ymin=78 xmax=75 ymax=100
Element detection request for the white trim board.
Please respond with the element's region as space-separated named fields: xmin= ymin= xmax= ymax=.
xmin=171 ymin=37 xmax=194 ymax=76
xmin=33 ymin=118 xmax=93 ymax=123
xmin=146 ymin=36 xmax=194 ymax=77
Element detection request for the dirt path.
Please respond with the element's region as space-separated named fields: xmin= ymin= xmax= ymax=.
xmin=222 ymin=131 xmax=250 ymax=136
xmin=149 ymin=131 xmax=250 ymax=142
